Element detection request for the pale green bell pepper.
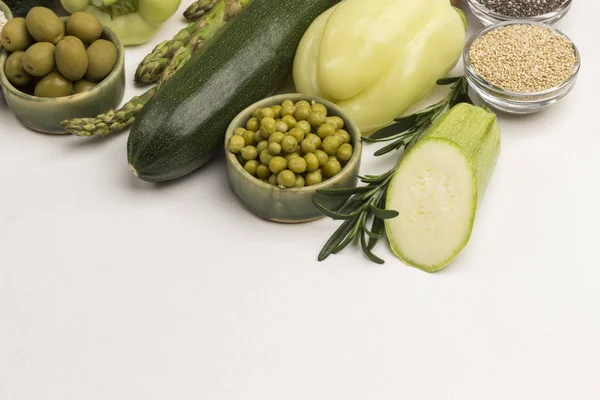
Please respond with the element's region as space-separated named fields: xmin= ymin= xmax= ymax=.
xmin=293 ymin=0 xmax=466 ymax=135
xmin=60 ymin=0 xmax=182 ymax=46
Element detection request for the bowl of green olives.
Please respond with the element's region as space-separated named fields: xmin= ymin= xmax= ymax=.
xmin=0 ymin=8 xmax=125 ymax=134
xmin=225 ymin=94 xmax=363 ymax=224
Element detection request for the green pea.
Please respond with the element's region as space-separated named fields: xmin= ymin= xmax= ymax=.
xmin=294 ymin=105 xmax=311 ymax=121
xmin=305 ymin=170 xmax=323 ymax=186
xmin=323 ymin=160 xmax=342 ymax=178
xmin=268 ymin=174 xmax=278 ymax=186
xmin=304 ymin=153 xmax=319 ymax=172
xmin=258 ymin=107 xmax=275 ymax=120
xmin=284 ymin=152 xmax=300 ymax=162
xmin=324 ymin=117 xmax=339 ymax=129
xmin=288 ymin=157 xmax=307 ymax=174
xmin=337 ymin=143 xmax=353 ymax=162
xmin=281 ymin=99 xmax=294 ymax=107
xmin=308 ymin=111 xmax=326 ymax=129
xmin=234 ymin=127 xmax=246 ymax=136
xmin=295 ymin=100 xmax=311 ymax=108
xmin=329 ymin=155 xmax=338 ymax=162
xmin=246 ymin=117 xmax=259 ymax=131
xmin=228 ymin=135 xmax=246 ymax=154
xmin=337 ymin=129 xmax=351 ymax=144
xmin=242 ymin=130 xmax=255 ymax=146
xmin=260 ymin=149 xmax=273 ymax=165
xmin=256 ymin=140 xmax=268 ymax=154
xmin=281 ymin=136 xmax=299 ymax=154
xmin=322 ymin=136 xmax=341 ymax=156
xmin=277 ymin=170 xmax=296 ymax=188
xmin=282 ymin=115 xmax=297 ymax=129
xmin=271 ymin=105 xmax=282 ymax=119
xmin=294 ymin=175 xmax=305 ymax=188
xmin=253 ymin=130 xmax=264 ymax=144
xmin=268 ymin=142 xmax=282 ymax=155
xmin=268 ymin=131 xmax=285 ymax=144
xmin=317 ymin=124 xmax=336 ymax=139
xmin=269 ymin=156 xmax=287 ymax=174
xmin=260 ymin=117 xmax=276 ymax=139
xmin=252 ymin=109 xmax=260 ymax=118
xmin=296 ymin=120 xmax=312 ymax=135
xmin=307 ymin=133 xmax=321 ymax=149
xmin=300 ymin=138 xmax=316 ymax=154
xmin=288 ymin=127 xmax=305 ymax=143
xmin=281 ymin=105 xmax=296 ymax=117
xmin=257 ymin=164 xmax=271 ymax=179
xmin=241 ymin=146 xmax=258 ymax=161
xmin=236 ymin=154 xmax=245 ymax=165
xmin=332 ymin=116 xmax=345 ymax=129
xmin=311 ymin=103 xmax=328 ymax=116
xmin=275 ymin=121 xmax=288 ymax=133
xmin=314 ymin=150 xmax=329 ymax=167
xmin=244 ymin=160 xmax=259 ymax=176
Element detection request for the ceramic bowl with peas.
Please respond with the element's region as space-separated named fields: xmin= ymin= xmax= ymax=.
xmin=225 ymin=94 xmax=363 ymax=224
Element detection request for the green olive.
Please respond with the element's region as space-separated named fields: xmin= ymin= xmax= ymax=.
xmin=34 ymin=72 xmax=73 ymax=98
xmin=269 ymin=156 xmax=287 ymax=174
xmin=281 ymin=115 xmax=297 ymax=129
xmin=256 ymin=140 xmax=268 ymax=154
xmin=287 ymin=127 xmax=305 ymax=143
xmin=259 ymin=149 xmax=273 ymax=165
xmin=259 ymin=117 xmax=276 ymax=138
xmin=268 ymin=174 xmax=278 ymax=186
xmin=337 ymin=143 xmax=354 ymax=162
xmin=66 ymin=12 xmax=102 ymax=45
xmin=281 ymin=99 xmax=294 ymax=107
xmin=305 ymin=170 xmax=323 ymax=186
xmin=271 ymin=105 xmax=282 ymax=119
xmin=311 ymin=103 xmax=328 ymax=116
xmin=256 ymin=164 xmax=271 ymax=179
xmin=228 ymin=135 xmax=246 ymax=154
xmin=336 ymin=129 xmax=351 ymax=144
xmin=281 ymin=136 xmax=298 ymax=154
xmin=317 ymin=123 xmax=336 ymax=139
xmin=1 ymin=18 xmax=33 ymax=52
xmin=323 ymin=160 xmax=342 ymax=178
xmin=86 ymin=39 xmax=117 ymax=82
xmin=314 ymin=150 xmax=329 ymax=167
xmin=56 ymin=36 xmax=88 ymax=81
xmin=234 ymin=127 xmax=246 ymax=136
xmin=306 ymin=133 xmax=322 ymax=149
xmin=294 ymin=105 xmax=311 ymax=121
xmin=246 ymin=117 xmax=259 ymax=131
xmin=284 ymin=152 xmax=300 ymax=162
xmin=277 ymin=170 xmax=296 ymax=188
xmin=22 ymin=42 xmax=55 ymax=77
xmin=244 ymin=160 xmax=259 ymax=176
xmin=304 ymin=153 xmax=319 ymax=172
xmin=268 ymin=131 xmax=285 ymax=144
xmin=4 ymin=52 xmax=33 ymax=86
xmin=308 ymin=111 xmax=326 ymax=128
xmin=322 ymin=136 xmax=341 ymax=156
xmin=300 ymin=138 xmax=316 ymax=154
xmin=258 ymin=107 xmax=275 ymax=120
xmin=268 ymin=142 xmax=282 ymax=155
xmin=281 ymin=104 xmax=296 ymax=117
xmin=275 ymin=120 xmax=288 ymax=133
xmin=296 ymin=120 xmax=312 ymax=134
xmin=295 ymin=100 xmax=310 ymax=108
xmin=26 ymin=7 xmax=65 ymax=45
xmin=242 ymin=130 xmax=255 ymax=146
xmin=288 ymin=157 xmax=307 ymax=174
xmin=294 ymin=175 xmax=305 ymax=188
xmin=241 ymin=146 xmax=258 ymax=161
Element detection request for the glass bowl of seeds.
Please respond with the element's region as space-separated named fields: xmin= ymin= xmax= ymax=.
xmin=464 ymin=21 xmax=580 ymax=114
xmin=466 ymin=0 xmax=572 ymax=26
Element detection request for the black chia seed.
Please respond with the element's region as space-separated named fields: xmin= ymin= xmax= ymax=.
xmin=476 ymin=0 xmax=567 ymax=18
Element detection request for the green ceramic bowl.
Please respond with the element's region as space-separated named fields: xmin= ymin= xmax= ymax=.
xmin=0 ymin=17 xmax=125 ymax=134
xmin=225 ymin=94 xmax=363 ymax=224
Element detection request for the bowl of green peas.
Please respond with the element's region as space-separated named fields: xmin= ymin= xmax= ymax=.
xmin=224 ymin=93 xmax=363 ymax=223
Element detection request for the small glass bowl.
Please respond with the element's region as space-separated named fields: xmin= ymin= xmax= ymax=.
xmin=466 ymin=0 xmax=572 ymax=26
xmin=464 ymin=21 xmax=580 ymax=114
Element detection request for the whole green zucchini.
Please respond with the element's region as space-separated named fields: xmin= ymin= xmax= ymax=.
xmin=127 ymin=0 xmax=340 ymax=182
xmin=3 ymin=0 xmax=64 ymax=17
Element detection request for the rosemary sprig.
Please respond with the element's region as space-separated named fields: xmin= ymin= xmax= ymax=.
xmin=363 ymin=76 xmax=472 ymax=156
xmin=315 ymin=76 xmax=473 ymax=264
xmin=313 ymin=169 xmax=398 ymax=264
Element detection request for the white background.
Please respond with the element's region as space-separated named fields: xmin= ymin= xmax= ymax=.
xmin=1 ymin=1 xmax=599 ymax=399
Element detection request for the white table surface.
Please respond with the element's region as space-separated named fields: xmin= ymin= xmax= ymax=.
xmin=1 ymin=1 xmax=599 ymax=399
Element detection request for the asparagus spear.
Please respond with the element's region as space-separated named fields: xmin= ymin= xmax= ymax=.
xmin=184 ymin=0 xmax=219 ymax=21
xmin=135 ymin=0 xmax=251 ymax=84
xmin=61 ymin=0 xmax=251 ymax=137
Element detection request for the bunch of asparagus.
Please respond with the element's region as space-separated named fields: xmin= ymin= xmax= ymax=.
xmin=61 ymin=0 xmax=252 ymax=137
